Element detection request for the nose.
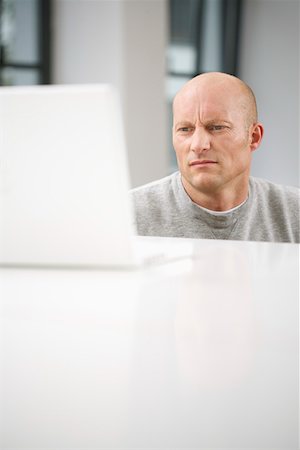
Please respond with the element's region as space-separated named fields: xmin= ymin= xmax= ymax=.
xmin=190 ymin=127 xmax=211 ymax=154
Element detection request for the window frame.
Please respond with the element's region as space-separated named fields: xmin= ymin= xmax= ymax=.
xmin=0 ymin=0 xmax=51 ymax=85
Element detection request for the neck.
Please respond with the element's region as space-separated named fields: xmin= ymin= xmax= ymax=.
xmin=181 ymin=176 xmax=250 ymax=212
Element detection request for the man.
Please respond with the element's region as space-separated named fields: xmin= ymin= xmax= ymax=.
xmin=130 ymin=72 xmax=299 ymax=243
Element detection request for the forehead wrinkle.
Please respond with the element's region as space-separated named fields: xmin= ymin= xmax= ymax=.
xmin=173 ymin=72 xmax=258 ymax=128
xmin=173 ymin=94 xmax=234 ymax=127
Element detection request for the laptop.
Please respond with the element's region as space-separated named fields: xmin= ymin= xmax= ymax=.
xmin=0 ymin=84 xmax=191 ymax=269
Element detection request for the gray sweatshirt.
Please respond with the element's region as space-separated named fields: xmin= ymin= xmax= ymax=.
xmin=130 ymin=172 xmax=300 ymax=243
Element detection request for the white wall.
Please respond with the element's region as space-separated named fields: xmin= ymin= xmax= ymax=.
xmin=239 ymin=0 xmax=299 ymax=187
xmin=52 ymin=0 xmax=168 ymax=188
xmin=52 ymin=0 xmax=123 ymax=88
xmin=121 ymin=1 xmax=168 ymax=188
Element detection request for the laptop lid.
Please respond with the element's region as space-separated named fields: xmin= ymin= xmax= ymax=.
xmin=0 ymin=84 xmax=138 ymax=268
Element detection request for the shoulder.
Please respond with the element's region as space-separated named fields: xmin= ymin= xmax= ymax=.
xmin=129 ymin=172 xmax=182 ymax=236
xmin=248 ymin=177 xmax=299 ymax=242
xmin=250 ymin=176 xmax=300 ymax=204
xmin=130 ymin=172 xmax=180 ymax=206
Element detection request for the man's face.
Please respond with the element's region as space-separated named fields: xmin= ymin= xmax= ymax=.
xmin=172 ymin=82 xmax=255 ymax=198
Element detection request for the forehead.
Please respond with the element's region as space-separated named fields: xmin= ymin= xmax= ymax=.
xmin=173 ymin=83 xmax=245 ymax=122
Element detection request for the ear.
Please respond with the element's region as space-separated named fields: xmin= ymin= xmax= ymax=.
xmin=249 ymin=123 xmax=264 ymax=152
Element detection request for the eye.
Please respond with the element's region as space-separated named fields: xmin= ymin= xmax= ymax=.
xmin=208 ymin=124 xmax=226 ymax=131
xmin=177 ymin=126 xmax=193 ymax=133
xmin=209 ymin=125 xmax=222 ymax=131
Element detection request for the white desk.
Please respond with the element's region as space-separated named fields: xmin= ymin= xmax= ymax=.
xmin=0 ymin=237 xmax=299 ymax=449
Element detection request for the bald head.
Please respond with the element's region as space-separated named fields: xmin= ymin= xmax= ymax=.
xmin=173 ymin=72 xmax=258 ymax=128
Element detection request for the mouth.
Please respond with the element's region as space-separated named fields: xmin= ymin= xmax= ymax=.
xmin=189 ymin=160 xmax=217 ymax=166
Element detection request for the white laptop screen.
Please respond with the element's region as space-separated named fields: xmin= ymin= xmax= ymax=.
xmin=0 ymin=84 xmax=138 ymax=268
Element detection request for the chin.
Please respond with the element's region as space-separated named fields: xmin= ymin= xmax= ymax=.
xmin=190 ymin=173 xmax=218 ymax=193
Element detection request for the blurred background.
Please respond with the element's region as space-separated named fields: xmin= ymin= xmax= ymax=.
xmin=0 ymin=0 xmax=299 ymax=188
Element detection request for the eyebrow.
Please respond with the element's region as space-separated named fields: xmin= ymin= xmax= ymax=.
xmin=174 ymin=121 xmax=193 ymax=128
xmin=174 ymin=119 xmax=232 ymax=128
xmin=205 ymin=119 xmax=232 ymax=125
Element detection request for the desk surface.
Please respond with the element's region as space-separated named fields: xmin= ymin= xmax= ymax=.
xmin=0 ymin=237 xmax=299 ymax=449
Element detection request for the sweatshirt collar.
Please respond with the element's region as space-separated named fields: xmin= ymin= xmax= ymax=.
xmin=174 ymin=171 xmax=251 ymax=222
